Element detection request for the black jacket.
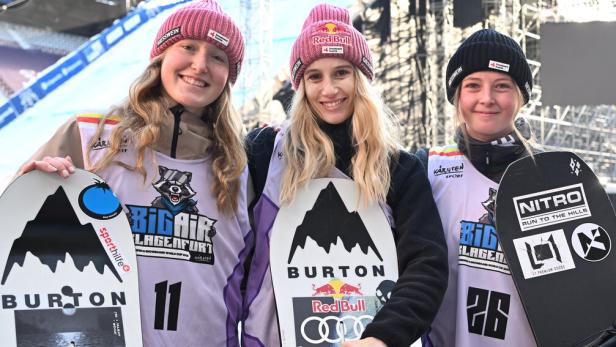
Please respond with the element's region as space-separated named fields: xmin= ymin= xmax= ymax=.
xmin=246 ymin=121 xmax=448 ymax=346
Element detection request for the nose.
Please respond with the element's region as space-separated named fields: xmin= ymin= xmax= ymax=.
xmin=191 ymin=55 xmax=208 ymax=73
xmin=478 ymin=86 xmax=495 ymax=104
xmin=322 ymin=77 xmax=338 ymax=96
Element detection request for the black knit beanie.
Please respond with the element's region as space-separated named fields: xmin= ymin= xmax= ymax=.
xmin=445 ymin=29 xmax=533 ymax=105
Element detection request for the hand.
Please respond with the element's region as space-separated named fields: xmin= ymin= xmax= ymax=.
xmin=341 ymin=337 xmax=387 ymax=347
xmin=19 ymin=155 xmax=75 ymax=178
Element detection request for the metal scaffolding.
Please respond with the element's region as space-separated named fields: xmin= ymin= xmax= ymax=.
xmin=237 ymin=0 xmax=273 ymax=127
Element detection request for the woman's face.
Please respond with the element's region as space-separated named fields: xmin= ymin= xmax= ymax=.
xmin=303 ymin=58 xmax=356 ymax=125
xmin=458 ymin=71 xmax=519 ymax=141
xmin=160 ymin=39 xmax=229 ymax=114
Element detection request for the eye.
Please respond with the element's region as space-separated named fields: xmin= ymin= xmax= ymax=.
xmin=306 ymin=73 xmax=322 ymax=82
xmin=181 ymin=44 xmax=195 ymax=52
xmin=335 ymin=69 xmax=351 ymax=78
xmin=213 ymin=54 xmax=227 ymax=63
xmin=495 ymin=82 xmax=513 ymax=90
xmin=463 ymin=82 xmax=480 ymax=90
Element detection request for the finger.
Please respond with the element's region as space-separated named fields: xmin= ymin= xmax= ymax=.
xmin=19 ymin=161 xmax=37 ymax=175
xmin=31 ymin=161 xmax=59 ymax=174
xmin=42 ymin=157 xmax=72 ymax=178
xmin=64 ymin=155 xmax=76 ymax=173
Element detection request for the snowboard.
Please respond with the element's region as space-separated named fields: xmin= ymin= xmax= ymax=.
xmin=270 ymin=178 xmax=398 ymax=347
xmin=0 ymin=169 xmax=142 ymax=347
xmin=496 ymin=151 xmax=616 ymax=347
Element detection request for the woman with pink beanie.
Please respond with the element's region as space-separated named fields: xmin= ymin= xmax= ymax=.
xmin=19 ymin=1 xmax=252 ymax=346
xmin=243 ymin=3 xmax=448 ymax=347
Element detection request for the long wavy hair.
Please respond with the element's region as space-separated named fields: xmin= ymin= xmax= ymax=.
xmin=454 ymin=82 xmax=536 ymax=155
xmin=280 ymin=67 xmax=399 ymax=205
xmin=87 ymin=55 xmax=246 ymax=215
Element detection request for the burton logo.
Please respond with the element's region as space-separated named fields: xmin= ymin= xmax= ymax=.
xmin=2 ymin=187 xmax=123 ymax=284
xmin=287 ymin=182 xmax=382 ymax=263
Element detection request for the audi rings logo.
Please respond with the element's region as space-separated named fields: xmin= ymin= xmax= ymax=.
xmin=300 ymin=315 xmax=373 ymax=344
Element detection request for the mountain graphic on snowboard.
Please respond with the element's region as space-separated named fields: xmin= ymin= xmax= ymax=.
xmin=1 ymin=186 xmax=122 ymax=284
xmin=287 ymin=182 xmax=383 ymax=263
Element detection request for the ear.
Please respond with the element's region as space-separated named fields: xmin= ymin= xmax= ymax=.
xmin=159 ymin=166 xmax=168 ymax=177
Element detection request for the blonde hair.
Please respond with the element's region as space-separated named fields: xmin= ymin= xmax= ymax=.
xmin=88 ymin=56 xmax=246 ymax=215
xmin=280 ymin=67 xmax=399 ymax=205
xmin=453 ymin=83 xmax=535 ymax=156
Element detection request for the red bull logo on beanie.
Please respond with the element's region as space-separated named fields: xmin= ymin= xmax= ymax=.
xmin=318 ymin=22 xmax=347 ymax=35
xmin=312 ymin=22 xmax=351 ymax=46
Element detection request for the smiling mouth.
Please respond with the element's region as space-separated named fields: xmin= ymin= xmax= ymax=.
xmin=181 ymin=75 xmax=209 ymax=88
xmin=321 ymin=98 xmax=346 ymax=110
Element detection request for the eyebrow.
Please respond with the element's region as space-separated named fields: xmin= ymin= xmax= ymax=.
xmin=304 ymin=64 xmax=354 ymax=75
xmin=463 ymin=77 xmax=513 ymax=83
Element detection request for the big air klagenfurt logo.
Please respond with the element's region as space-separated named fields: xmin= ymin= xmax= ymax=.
xmin=126 ymin=166 xmax=217 ymax=264
xmin=459 ymin=188 xmax=510 ymax=274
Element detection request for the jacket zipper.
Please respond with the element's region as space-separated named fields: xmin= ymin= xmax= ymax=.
xmin=170 ymin=104 xmax=184 ymax=158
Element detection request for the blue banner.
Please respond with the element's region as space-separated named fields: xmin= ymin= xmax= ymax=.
xmin=0 ymin=0 xmax=192 ymax=131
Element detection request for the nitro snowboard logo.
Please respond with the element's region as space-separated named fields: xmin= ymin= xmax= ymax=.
xmin=513 ymin=183 xmax=591 ymax=231
xmin=127 ymin=166 xmax=217 ymax=264
xmin=571 ymin=223 xmax=611 ymax=262
xmin=459 ymin=188 xmax=509 ymax=274
xmin=513 ymin=229 xmax=576 ymax=279
xmin=1 ymin=187 xmax=123 ymax=284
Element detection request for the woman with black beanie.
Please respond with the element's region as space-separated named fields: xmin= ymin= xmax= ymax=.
xmin=418 ymin=29 xmax=540 ymax=347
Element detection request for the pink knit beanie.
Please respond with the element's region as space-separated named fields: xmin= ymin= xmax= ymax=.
xmin=289 ymin=3 xmax=374 ymax=90
xmin=150 ymin=0 xmax=244 ymax=84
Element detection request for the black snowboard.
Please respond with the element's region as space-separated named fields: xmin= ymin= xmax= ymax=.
xmin=496 ymin=151 xmax=616 ymax=347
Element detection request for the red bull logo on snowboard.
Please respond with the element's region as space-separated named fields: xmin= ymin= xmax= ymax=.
xmin=311 ymin=279 xmax=366 ymax=314
xmin=312 ymin=279 xmax=363 ymax=298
